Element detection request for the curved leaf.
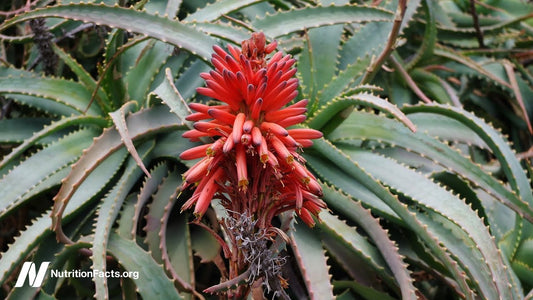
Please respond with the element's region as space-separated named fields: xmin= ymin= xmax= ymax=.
xmin=0 ymin=75 xmax=102 ymax=115
xmin=0 ymin=129 xmax=98 ymax=219
xmin=253 ymin=5 xmax=393 ymax=38
xmin=107 ymin=232 xmax=182 ymax=299
xmin=290 ymin=221 xmax=334 ymax=300
xmin=91 ymin=141 xmax=154 ymax=299
xmin=0 ymin=3 xmax=218 ymax=61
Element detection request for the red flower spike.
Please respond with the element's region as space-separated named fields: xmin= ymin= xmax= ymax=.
xmin=180 ymin=32 xmax=325 ymax=227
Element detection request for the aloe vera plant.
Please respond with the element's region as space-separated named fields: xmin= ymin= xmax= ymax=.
xmin=0 ymin=0 xmax=532 ymax=299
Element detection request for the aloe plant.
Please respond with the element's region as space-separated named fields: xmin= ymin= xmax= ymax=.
xmin=0 ymin=0 xmax=532 ymax=299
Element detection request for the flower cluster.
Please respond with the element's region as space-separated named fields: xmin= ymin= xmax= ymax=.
xmin=180 ymin=32 xmax=325 ymax=227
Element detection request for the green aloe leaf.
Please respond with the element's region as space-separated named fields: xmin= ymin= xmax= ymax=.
xmin=109 ymin=101 xmax=151 ymax=177
xmin=153 ymin=68 xmax=192 ymax=128
xmin=402 ymin=104 xmax=533 ymax=220
xmin=0 ymin=115 xmax=106 ymax=170
xmin=52 ymin=44 xmax=111 ymax=112
xmin=91 ymin=140 xmax=154 ymax=299
xmin=125 ymin=40 xmax=175 ymax=104
xmin=117 ymin=163 xmax=168 ymax=240
xmin=328 ymin=109 xmax=532 ymax=225
xmin=298 ymin=0 xmax=348 ymax=102
xmin=107 ymin=232 xmax=182 ymax=299
xmin=404 ymin=0 xmax=437 ymax=70
xmin=321 ymin=185 xmax=417 ymax=299
xmin=166 ymin=212 xmax=196 ymax=299
xmin=185 ymin=0 xmax=264 ymax=22
xmin=192 ymin=21 xmax=251 ymax=45
xmin=143 ymin=170 xmax=195 ymax=293
xmin=308 ymin=93 xmax=416 ymax=133
xmin=0 ymin=118 xmax=54 ymax=144
xmin=0 ymin=75 xmax=102 ymax=116
xmin=0 ymin=147 xmax=127 ymax=285
xmin=290 ymin=221 xmax=334 ymax=300
xmin=0 ymin=3 xmax=218 ymax=61
xmin=0 ymin=129 xmax=98 ymax=219
xmin=338 ymin=146 xmax=512 ymax=299
xmin=311 ymin=138 xmax=475 ymax=299
xmin=253 ymin=5 xmax=394 ymax=38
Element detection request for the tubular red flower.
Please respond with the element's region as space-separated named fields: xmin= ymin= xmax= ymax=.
xmin=180 ymin=144 xmax=211 ymax=160
xmin=287 ymin=128 xmax=323 ymax=139
xmin=236 ymin=144 xmax=248 ymax=189
xmin=260 ymin=122 xmax=288 ymax=137
xmin=208 ymin=108 xmax=236 ymax=124
xmin=194 ymin=168 xmax=223 ymax=217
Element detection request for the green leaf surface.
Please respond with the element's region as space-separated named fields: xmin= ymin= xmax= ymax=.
xmin=0 ymin=3 xmax=218 ymax=62
xmin=0 ymin=129 xmax=97 ymax=219
xmin=403 ymin=104 xmax=533 ymax=221
xmin=328 ymin=109 xmax=532 ymax=224
xmin=144 ymin=171 xmax=180 ymax=261
xmin=166 ymin=213 xmax=195 ymax=299
xmin=0 ymin=75 xmax=101 ymax=116
xmin=318 ymin=208 xmax=400 ymax=296
xmin=404 ymin=0 xmax=437 ymax=70
xmin=0 ymin=115 xmax=106 ymax=171
xmin=107 ymin=232 xmax=182 ymax=299
xmin=337 ymin=22 xmax=390 ymax=71
xmin=143 ymin=170 xmax=194 ymax=292
xmin=339 ymin=147 xmax=512 ymax=299
xmin=153 ymin=68 xmax=192 ymax=128
xmin=0 ymin=148 xmax=127 ymax=285
xmin=309 ymin=93 xmax=416 ymax=133
xmin=185 ymin=0 xmax=264 ymax=22
xmin=253 ymin=5 xmax=393 ymax=38
xmin=192 ymin=21 xmax=251 ymax=45
xmin=174 ymin=59 xmax=211 ymax=101
xmin=117 ymin=163 xmax=168 ymax=240
xmin=333 ymin=280 xmax=396 ymax=300
xmin=109 ymin=101 xmax=151 ymax=177
xmin=52 ymin=44 xmax=111 ymax=112
xmin=125 ymin=40 xmax=174 ymax=104
xmin=0 ymin=118 xmax=54 ymax=143
xmin=311 ymin=138 xmax=475 ymax=299
xmin=290 ymin=221 xmax=334 ymax=300
xmin=305 ymin=152 xmax=399 ymax=221
xmin=316 ymin=56 xmax=372 ymax=110
xmin=91 ymin=141 xmax=154 ymax=299
xmin=321 ymin=186 xmax=417 ymax=299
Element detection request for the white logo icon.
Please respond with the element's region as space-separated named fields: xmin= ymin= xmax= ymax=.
xmin=14 ymin=262 xmax=50 ymax=287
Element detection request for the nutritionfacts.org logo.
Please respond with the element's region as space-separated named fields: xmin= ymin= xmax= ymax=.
xmin=14 ymin=261 xmax=139 ymax=288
